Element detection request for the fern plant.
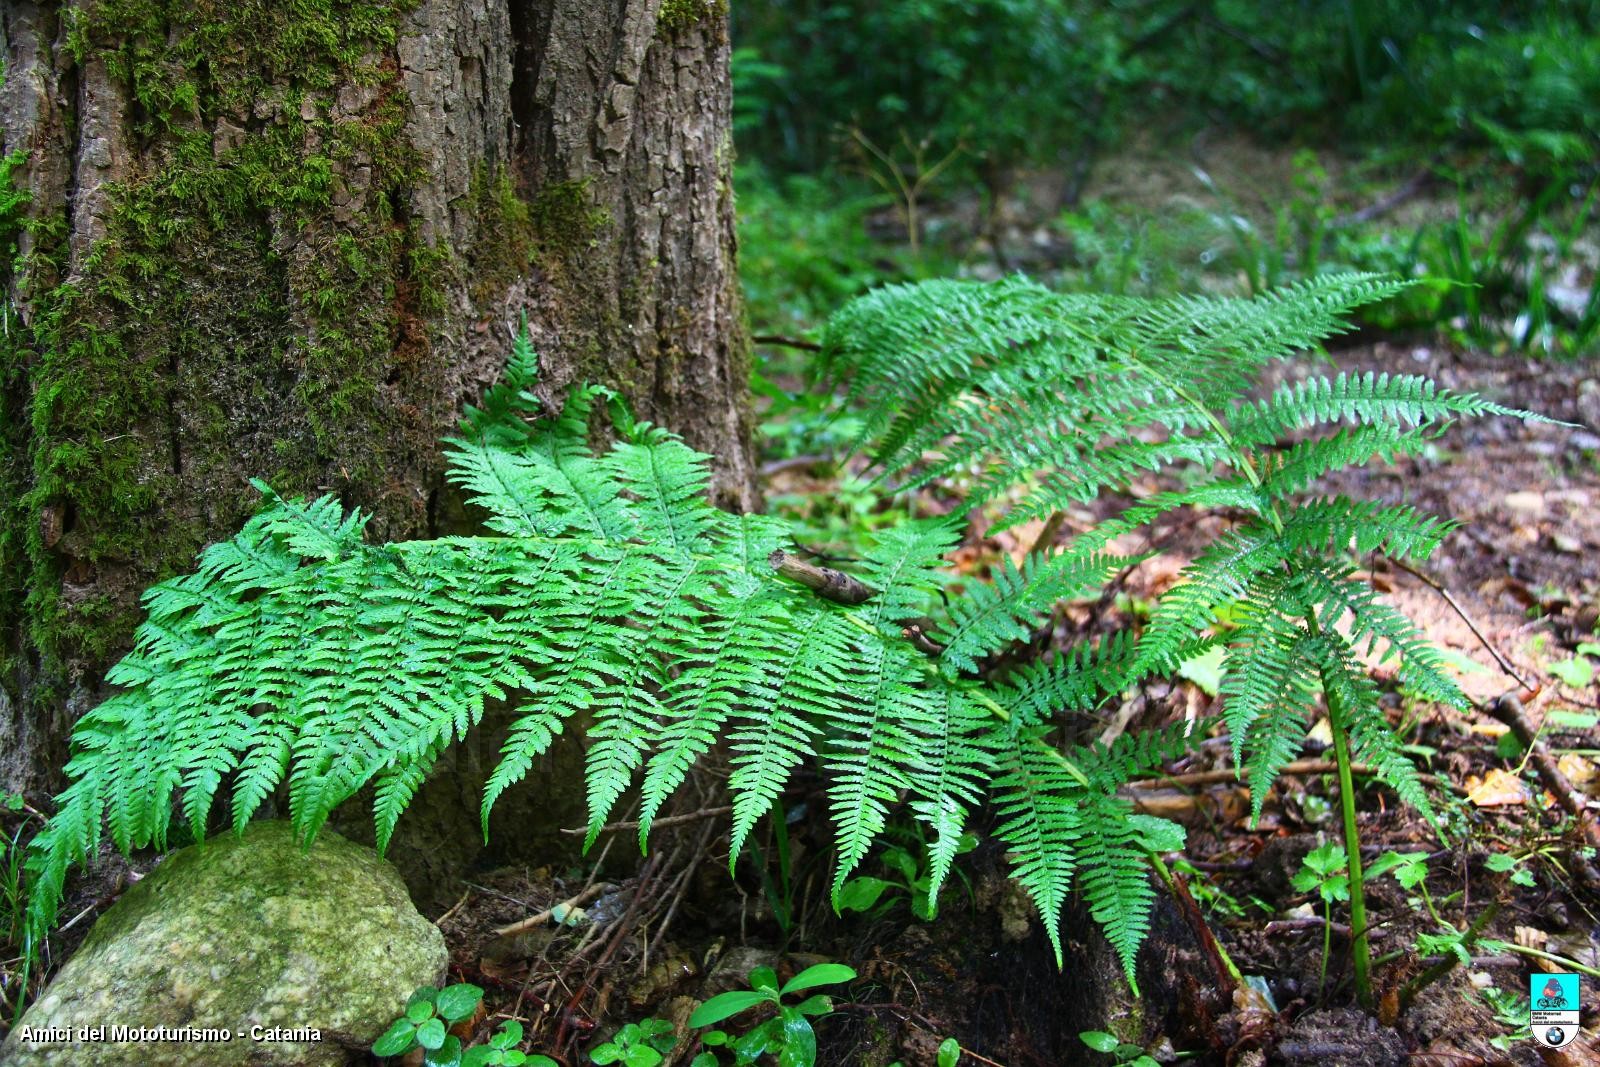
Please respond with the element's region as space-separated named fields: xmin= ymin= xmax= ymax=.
xmin=819 ymin=272 xmax=1545 ymax=1003
xmin=22 ymin=328 xmax=1160 ymax=989
xmin=21 ymin=274 xmax=1538 ymax=1010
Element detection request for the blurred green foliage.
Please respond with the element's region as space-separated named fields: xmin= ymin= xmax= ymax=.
xmin=734 ymin=1 xmax=1599 ymax=181
xmin=732 ymin=1 xmax=1125 ymax=184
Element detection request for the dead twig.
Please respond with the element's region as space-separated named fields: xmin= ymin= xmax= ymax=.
xmin=752 ymin=334 xmax=822 ymax=352
xmin=645 ymin=818 xmax=716 ymax=965
xmin=494 ymin=881 xmax=616 ymax=938
xmin=1129 ymin=759 xmax=1459 ymax=793
xmin=561 ymin=805 xmax=733 ymax=837
xmin=1265 ymin=917 xmax=1353 ymax=937
xmin=1482 ymin=691 xmax=1600 ymax=881
xmin=1385 ymin=557 xmax=1536 ymax=694
xmin=434 ymin=888 xmax=472 ymax=928
xmin=56 ymin=871 xmax=142 ymax=934
xmin=768 ymin=550 xmax=876 ymax=606
xmin=552 ymin=851 xmax=669 ymax=1056
xmin=901 ymin=623 xmax=945 ymax=657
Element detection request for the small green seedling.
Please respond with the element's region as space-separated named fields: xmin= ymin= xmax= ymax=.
xmin=1485 ymin=850 xmax=1536 ymax=888
xmin=375 ymin=985 xmax=550 ymax=1067
xmin=1369 ymin=851 xmax=1437 ymax=912
xmin=937 ymin=1037 xmax=961 ymax=1066
xmin=688 ymin=962 xmax=856 ymax=1067
xmin=1291 ymin=842 xmax=1350 ymax=998
xmin=374 ymin=984 xmax=483 ymax=1061
xmin=1480 ymin=984 xmax=1533 ymax=1050
xmin=1079 ymin=1030 xmax=1159 ymax=1066
xmin=591 ymin=1019 xmax=676 ymax=1067
xmin=838 ymin=835 xmax=976 ymax=921
xmin=1549 ymin=642 xmax=1600 ymax=689
xmin=470 ymin=1022 xmax=555 ymax=1067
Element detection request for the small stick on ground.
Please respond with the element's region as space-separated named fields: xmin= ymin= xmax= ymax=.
xmin=1482 ymin=691 xmax=1600 ymax=882
xmin=769 ymin=550 xmax=876 ymax=605
xmin=434 ymin=888 xmax=472 ymax=927
xmin=494 ymin=881 xmax=616 ymax=938
xmin=1129 ymin=758 xmax=1458 ymax=793
xmin=752 ymin=334 xmax=823 ymax=352
xmin=1385 ymin=557 xmax=1537 ymax=694
xmin=562 ymin=805 xmax=734 ymax=837
xmin=645 ymin=819 xmax=716 ymax=964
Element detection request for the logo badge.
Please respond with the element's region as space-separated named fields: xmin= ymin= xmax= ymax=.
xmin=1530 ymin=973 xmax=1581 ymax=1048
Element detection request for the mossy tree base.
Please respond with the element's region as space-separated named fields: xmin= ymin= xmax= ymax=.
xmin=0 ymin=0 xmax=754 ymax=832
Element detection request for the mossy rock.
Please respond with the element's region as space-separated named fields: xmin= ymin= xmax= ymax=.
xmin=2 ymin=821 xmax=446 ymax=1066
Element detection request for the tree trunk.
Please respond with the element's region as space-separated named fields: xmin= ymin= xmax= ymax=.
xmin=0 ymin=0 xmax=755 ymax=806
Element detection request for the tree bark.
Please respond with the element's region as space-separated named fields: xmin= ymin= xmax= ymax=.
xmin=0 ymin=0 xmax=754 ymax=805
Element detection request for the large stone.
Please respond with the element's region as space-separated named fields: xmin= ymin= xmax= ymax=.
xmin=2 ymin=821 xmax=446 ymax=1066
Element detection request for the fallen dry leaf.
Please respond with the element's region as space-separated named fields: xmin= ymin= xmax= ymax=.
xmin=1466 ymin=768 xmax=1532 ymax=806
xmin=1505 ymin=490 xmax=1545 ymax=513
xmin=1515 ymin=925 xmax=1550 ymax=949
xmin=1558 ymin=753 xmax=1596 ymax=789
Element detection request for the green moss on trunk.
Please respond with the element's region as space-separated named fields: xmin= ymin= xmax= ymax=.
xmin=657 ymin=0 xmax=728 ymax=36
xmin=8 ymin=0 xmax=440 ymax=693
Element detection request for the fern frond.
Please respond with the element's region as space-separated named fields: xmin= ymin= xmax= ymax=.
xmin=28 ymin=280 xmax=1537 ymax=997
xmin=1307 ymin=633 xmax=1437 ymax=824
xmin=1288 ymin=559 xmax=1468 ymax=710
xmin=1219 ymin=584 xmax=1323 ymax=822
xmin=1134 ymin=525 xmax=1287 ymax=677
xmin=606 ymin=427 xmax=720 ymax=553
xmin=986 ymin=632 xmax=1137 ymax=728
xmin=934 ymin=551 xmax=1133 ymax=676
xmin=825 ymin=639 xmax=927 ymax=900
xmin=1256 ymin=423 xmax=1434 ymax=500
xmin=992 ymin=725 xmax=1083 ymax=966
xmin=639 ymin=534 xmax=793 ymax=848
xmin=1277 ymin=498 xmax=1456 ymax=561
xmin=1072 ymin=718 xmax=1205 ymax=793
xmin=1075 ymin=792 xmax=1157 ymax=988
xmin=905 ymin=686 xmax=993 ymax=907
xmin=1231 ymin=371 xmax=1550 ymax=446
xmin=724 ymin=607 xmax=852 ymax=866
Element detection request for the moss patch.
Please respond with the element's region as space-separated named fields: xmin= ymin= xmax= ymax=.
xmin=657 ymin=0 xmax=728 ymax=36
xmin=0 ymin=148 xmax=33 ymax=682
xmin=6 ymin=0 xmax=439 ymax=693
xmin=466 ymin=168 xmax=611 ymax=321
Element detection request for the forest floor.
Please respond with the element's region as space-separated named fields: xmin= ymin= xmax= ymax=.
xmin=404 ymin=338 xmax=1600 ymax=1067
xmin=6 ymin=137 xmax=1598 ymax=1067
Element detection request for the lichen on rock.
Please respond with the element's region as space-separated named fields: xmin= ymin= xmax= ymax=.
xmin=1 ymin=821 xmax=446 ymax=1066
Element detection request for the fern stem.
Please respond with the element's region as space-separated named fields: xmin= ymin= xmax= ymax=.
xmin=1485 ymin=942 xmax=1600 ymax=980
xmin=974 ymin=692 xmax=1092 ymax=788
xmin=1396 ymin=899 xmax=1499 ymax=1013
xmin=1149 ymin=851 xmax=1244 ymax=991
xmin=1324 ymin=687 xmax=1373 ymax=1009
xmin=1318 ymin=897 xmax=1333 ymax=1002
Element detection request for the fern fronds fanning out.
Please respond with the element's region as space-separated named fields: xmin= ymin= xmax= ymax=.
xmin=820 ymin=273 xmax=1408 ymax=524
xmin=24 ymin=335 xmax=1183 ymax=989
xmin=30 ymin=272 xmax=1538 ymax=990
xmin=823 ymin=274 xmax=1541 ymax=856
